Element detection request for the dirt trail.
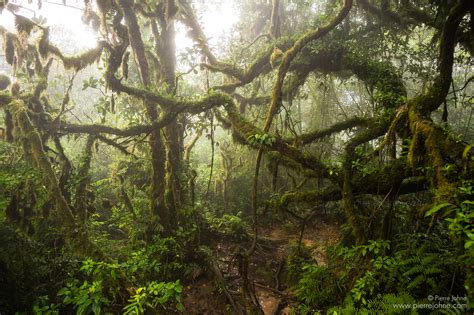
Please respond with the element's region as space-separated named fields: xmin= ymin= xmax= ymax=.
xmin=182 ymin=215 xmax=340 ymax=314
xmin=256 ymin=216 xmax=341 ymax=314
xmin=261 ymin=216 xmax=340 ymax=265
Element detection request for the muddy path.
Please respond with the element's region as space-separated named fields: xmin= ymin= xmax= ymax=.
xmin=256 ymin=215 xmax=341 ymax=314
xmin=182 ymin=215 xmax=341 ymax=314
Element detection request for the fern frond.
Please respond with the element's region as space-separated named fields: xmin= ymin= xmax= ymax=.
xmin=407 ymin=275 xmax=424 ymax=289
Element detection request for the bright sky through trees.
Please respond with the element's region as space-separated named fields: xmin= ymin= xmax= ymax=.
xmin=176 ymin=1 xmax=238 ymax=53
xmin=0 ymin=0 xmax=238 ymax=53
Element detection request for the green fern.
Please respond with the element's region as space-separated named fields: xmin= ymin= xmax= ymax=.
xmin=400 ymin=246 xmax=445 ymax=293
xmin=329 ymin=292 xmax=419 ymax=314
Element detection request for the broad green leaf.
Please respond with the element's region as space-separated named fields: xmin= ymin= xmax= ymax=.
xmin=424 ymin=202 xmax=452 ymax=217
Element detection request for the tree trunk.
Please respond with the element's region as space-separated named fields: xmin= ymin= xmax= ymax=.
xmin=120 ymin=0 xmax=170 ymax=232
xmin=157 ymin=1 xmax=182 ymax=226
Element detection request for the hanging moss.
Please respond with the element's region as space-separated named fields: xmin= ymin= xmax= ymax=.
xmin=4 ymin=32 xmax=15 ymax=65
xmin=82 ymin=1 xmax=101 ymax=32
xmin=409 ymin=119 xmax=460 ymax=202
xmin=37 ymin=28 xmax=49 ymax=59
xmin=36 ymin=28 xmax=105 ymax=71
xmin=96 ymin=0 xmax=111 ymax=29
xmin=61 ymin=42 xmax=106 ymax=71
xmin=14 ymin=15 xmax=35 ymax=35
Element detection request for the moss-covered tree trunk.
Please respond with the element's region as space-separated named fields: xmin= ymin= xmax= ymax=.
xmin=120 ymin=0 xmax=170 ymax=232
xmin=9 ymin=100 xmax=76 ymax=228
xmin=157 ymin=0 xmax=182 ymax=225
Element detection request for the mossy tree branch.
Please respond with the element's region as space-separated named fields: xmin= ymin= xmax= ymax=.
xmin=55 ymin=93 xmax=233 ymax=137
xmin=286 ymin=116 xmax=369 ymax=145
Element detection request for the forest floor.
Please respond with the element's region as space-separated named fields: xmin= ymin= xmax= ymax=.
xmin=182 ymin=214 xmax=341 ymax=314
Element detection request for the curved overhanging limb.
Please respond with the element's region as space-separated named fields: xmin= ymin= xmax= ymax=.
xmin=285 ymin=116 xmax=369 ymax=145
